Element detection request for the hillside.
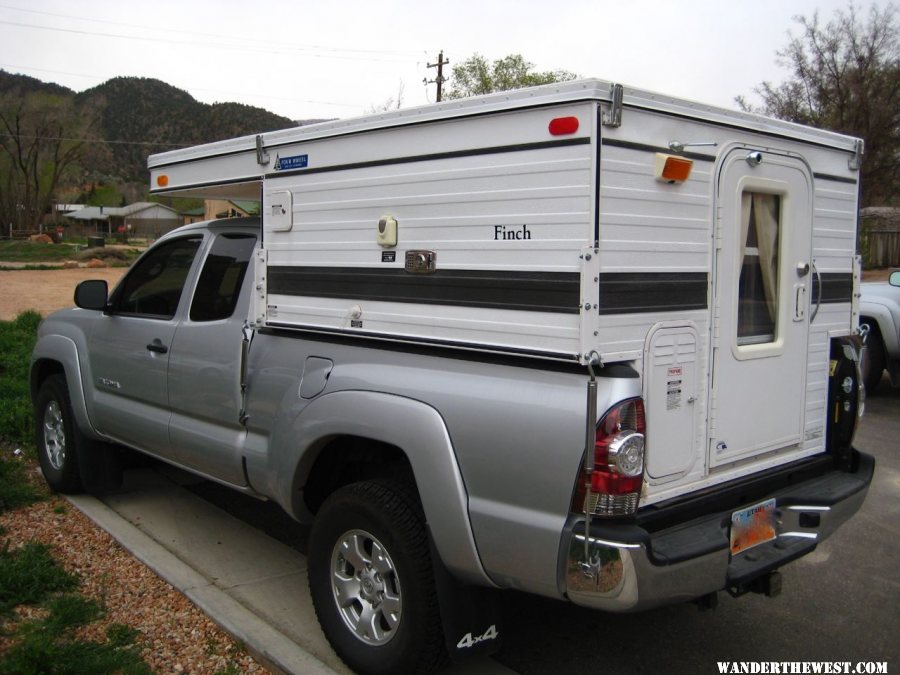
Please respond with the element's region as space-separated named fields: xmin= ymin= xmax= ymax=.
xmin=75 ymin=77 xmax=297 ymax=181
xmin=0 ymin=71 xmax=297 ymax=183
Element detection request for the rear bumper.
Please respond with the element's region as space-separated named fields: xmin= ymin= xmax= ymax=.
xmin=561 ymin=450 xmax=874 ymax=612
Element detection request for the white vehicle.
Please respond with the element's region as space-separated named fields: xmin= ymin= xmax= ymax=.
xmin=860 ymin=270 xmax=900 ymax=392
xmin=32 ymin=80 xmax=873 ymax=674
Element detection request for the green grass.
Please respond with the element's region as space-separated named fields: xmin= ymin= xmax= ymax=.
xmin=0 ymin=264 xmax=66 ymax=271
xmin=0 ymin=545 xmax=150 ymax=674
xmin=0 ymin=311 xmax=41 ymax=446
xmin=0 ymin=241 xmax=79 ymax=262
xmin=0 ymin=542 xmax=78 ymax=615
xmin=0 ymin=594 xmax=151 ymax=675
xmin=0 ymin=453 xmax=43 ymax=514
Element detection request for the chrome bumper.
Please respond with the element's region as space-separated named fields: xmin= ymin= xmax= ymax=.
xmin=562 ymin=452 xmax=874 ymax=612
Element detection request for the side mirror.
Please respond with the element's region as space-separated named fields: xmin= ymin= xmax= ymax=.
xmin=74 ymin=280 xmax=109 ymax=311
xmin=889 ymin=270 xmax=900 ymax=287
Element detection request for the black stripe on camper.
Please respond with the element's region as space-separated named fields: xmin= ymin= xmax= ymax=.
xmin=598 ymin=272 xmax=708 ymax=314
xmin=813 ymin=172 xmax=858 ymax=185
xmin=263 ymin=138 xmax=591 ymax=179
xmin=267 ymin=267 xmax=581 ymax=314
xmin=600 ymin=138 xmax=717 ymax=162
xmin=813 ymin=272 xmax=853 ymax=304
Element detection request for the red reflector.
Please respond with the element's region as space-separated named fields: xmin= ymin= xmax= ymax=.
xmin=549 ymin=116 xmax=579 ymax=136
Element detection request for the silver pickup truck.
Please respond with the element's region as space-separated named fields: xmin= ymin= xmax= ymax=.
xmin=31 ymin=217 xmax=874 ymax=674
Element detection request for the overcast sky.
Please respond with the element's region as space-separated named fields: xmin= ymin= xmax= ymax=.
xmin=0 ymin=0 xmax=888 ymax=123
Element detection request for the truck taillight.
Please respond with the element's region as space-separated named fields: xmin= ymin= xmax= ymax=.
xmin=573 ymin=398 xmax=646 ymax=517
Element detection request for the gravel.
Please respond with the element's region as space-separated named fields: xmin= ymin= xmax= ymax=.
xmin=0 ymin=467 xmax=270 ymax=674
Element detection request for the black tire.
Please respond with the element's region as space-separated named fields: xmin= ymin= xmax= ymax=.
xmin=34 ymin=374 xmax=84 ymax=493
xmin=34 ymin=374 xmax=122 ymax=495
xmin=861 ymin=326 xmax=886 ymax=394
xmin=308 ymin=480 xmax=446 ymax=675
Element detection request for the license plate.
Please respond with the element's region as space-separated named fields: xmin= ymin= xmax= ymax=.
xmin=730 ymin=498 xmax=777 ymax=555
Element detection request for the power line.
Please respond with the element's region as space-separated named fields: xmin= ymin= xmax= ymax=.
xmin=0 ymin=132 xmax=191 ymax=147
xmin=0 ymin=3 xmax=425 ymax=57
xmin=0 ymin=18 xmax=415 ymax=63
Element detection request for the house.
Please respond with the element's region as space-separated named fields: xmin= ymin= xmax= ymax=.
xmin=204 ymin=199 xmax=260 ymax=221
xmin=181 ymin=206 xmax=206 ymax=226
xmin=65 ymin=202 xmax=181 ymax=238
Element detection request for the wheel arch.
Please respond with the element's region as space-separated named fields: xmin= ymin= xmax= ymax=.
xmin=860 ymin=302 xmax=899 ymax=357
xmin=30 ymin=335 xmax=97 ymax=439
xmin=265 ymin=390 xmax=494 ymax=587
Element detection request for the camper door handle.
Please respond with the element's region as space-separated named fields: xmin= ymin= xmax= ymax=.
xmin=811 ymin=261 xmax=822 ymax=323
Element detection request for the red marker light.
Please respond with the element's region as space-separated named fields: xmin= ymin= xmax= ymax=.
xmin=549 ymin=116 xmax=579 ymax=136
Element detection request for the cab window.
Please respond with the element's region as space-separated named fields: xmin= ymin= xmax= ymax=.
xmin=112 ymin=236 xmax=203 ymax=318
xmin=189 ymin=234 xmax=257 ymax=322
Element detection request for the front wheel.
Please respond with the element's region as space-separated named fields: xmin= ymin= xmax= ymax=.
xmin=34 ymin=374 xmax=84 ymax=493
xmin=308 ymin=480 xmax=446 ymax=675
xmin=34 ymin=374 xmax=122 ymax=495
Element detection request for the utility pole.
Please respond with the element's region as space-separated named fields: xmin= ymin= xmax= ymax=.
xmin=424 ymin=50 xmax=449 ymax=102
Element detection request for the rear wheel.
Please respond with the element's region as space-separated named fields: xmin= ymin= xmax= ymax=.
xmin=308 ymin=480 xmax=446 ymax=675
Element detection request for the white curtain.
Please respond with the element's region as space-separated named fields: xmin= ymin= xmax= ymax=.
xmin=752 ymin=194 xmax=780 ymax=322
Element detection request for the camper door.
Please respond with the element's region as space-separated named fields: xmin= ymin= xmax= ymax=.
xmin=709 ymin=149 xmax=813 ymax=467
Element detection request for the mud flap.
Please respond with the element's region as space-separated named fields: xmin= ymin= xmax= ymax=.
xmin=78 ymin=442 xmax=123 ymax=496
xmin=827 ymin=336 xmax=863 ymax=471
xmin=428 ymin=534 xmax=503 ymax=663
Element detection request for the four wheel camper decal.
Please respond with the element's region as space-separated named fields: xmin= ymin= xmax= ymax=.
xmin=274 ymin=154 xmax=309 ymax=171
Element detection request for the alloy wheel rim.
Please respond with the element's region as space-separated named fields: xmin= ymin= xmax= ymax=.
xmin=330 ymin=528 xmax=402 ymax=646
xmin=43 ymin=401 xmax=66 ymax=470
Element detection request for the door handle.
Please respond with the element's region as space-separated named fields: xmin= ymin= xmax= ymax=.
xmin=146 ymin=340 xmax=168 ymax=354
xmin=810 ymin=261 xmax=822 ymax=323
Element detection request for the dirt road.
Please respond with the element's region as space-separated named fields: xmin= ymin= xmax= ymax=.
xmin=0 ymin=268 xmax=126 ymax=321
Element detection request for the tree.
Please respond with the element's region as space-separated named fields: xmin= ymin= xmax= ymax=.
xmin=737 ymin=3 xmax=899 ymax=206
xmin=367 ymin=80 xmax=405 ymax=114
xmin=0 ymin=89 xmax=102 ymax=231
xmin=445 ymin=53 xmax=577 ymax=100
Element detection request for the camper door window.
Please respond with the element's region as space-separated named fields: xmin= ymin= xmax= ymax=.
xmin=737 ymin=192 xmax=781 ymax=345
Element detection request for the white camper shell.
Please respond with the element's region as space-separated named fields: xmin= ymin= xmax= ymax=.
xmin=149 ymin=79 xmax=863 ymax=504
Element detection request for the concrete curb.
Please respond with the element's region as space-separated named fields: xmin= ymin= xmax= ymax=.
xmin=66 ymin=493 xmax=339 ymax=675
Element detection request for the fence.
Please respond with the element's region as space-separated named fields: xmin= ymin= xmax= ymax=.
xmin=860 ymin=208 xmax=900 ymax=269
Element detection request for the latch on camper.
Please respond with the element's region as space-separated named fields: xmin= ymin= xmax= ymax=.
xmin=256 ymin=135 xmax=270 ymax=166
xmin=849 ymin=139 xmax=864 ymax=171
xmin=602 ymin=84 xmax=624 ymax=128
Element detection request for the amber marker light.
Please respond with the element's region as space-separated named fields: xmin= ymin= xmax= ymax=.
xmin=156 ymin=174 xmax=169 ymax=187
xmin=654 ymin=153 xmax=693 ymax=184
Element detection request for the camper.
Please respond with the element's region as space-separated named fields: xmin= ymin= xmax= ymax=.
xmin=32 ymin=80 xmax=872 ymax=674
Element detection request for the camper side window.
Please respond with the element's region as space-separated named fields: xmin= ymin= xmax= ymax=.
xmin=737 ymin=192 xmax=780 ymax=345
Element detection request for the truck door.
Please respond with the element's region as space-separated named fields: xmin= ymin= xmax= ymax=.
xmin=87 ymin=235 xmax=203 ymax=455
xmin=708 ymin=149 xmax=812 ymax=468
xmin=167 ymin=232 xmax=258 ymax=486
